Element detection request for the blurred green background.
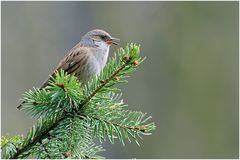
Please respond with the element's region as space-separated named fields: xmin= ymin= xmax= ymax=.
xmin=1 ymin=1 xmax=238 ymax=158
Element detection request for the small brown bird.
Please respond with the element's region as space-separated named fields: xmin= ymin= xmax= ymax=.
xmin=17 ymin=29 xmax=119 ymax=109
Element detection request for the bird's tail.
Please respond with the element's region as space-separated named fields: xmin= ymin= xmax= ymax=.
xmin=16 ymin=76 xmax=51 ymax=110
xmin=17 ymin=102 xmax=24 ymax=110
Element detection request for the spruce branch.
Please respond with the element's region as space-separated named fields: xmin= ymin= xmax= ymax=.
xmin=11 ymin=113 xmax=66 ymax=159
xmin=81 ymin=43 xmax=144 ymax=110
xmin=2 ymin=43 xmax=156 ymax=159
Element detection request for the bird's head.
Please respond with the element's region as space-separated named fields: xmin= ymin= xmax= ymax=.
xmin=81 ymin=29 xmax=120 ymax=49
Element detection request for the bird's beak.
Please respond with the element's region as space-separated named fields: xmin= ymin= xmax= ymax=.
xmin=109 ymin=37 xmax=120 ymax=45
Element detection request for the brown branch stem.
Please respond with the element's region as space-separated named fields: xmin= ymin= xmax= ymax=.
xmin=11 ymin=57 xmax=132 ymax=159
xmin=11 ymin=115 xmax=66 ymax=159
xmin=87 ymin=114 xmax=148 ymax=133
xmin=79 ymin=59 xmax=130 ymax=110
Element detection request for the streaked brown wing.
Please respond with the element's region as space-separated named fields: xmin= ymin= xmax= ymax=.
xmin=40 ymin=46 xmax=90 ymax=89
xmin=17 ymin=44 xmax=90 ymax=109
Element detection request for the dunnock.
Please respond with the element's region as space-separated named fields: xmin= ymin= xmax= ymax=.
xmin=17 ymin=29 xmax=119 ymax=109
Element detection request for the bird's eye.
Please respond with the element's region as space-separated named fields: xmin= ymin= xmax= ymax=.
xmin=100 ymin=35 xmax=106 ymax=40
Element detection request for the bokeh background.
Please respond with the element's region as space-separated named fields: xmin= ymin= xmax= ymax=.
xmin=1 ymin=1 xmax=238 ymax=158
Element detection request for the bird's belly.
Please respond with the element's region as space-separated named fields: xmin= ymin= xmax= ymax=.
xmin=75 ymin=56 xmax=101 ymax=84
xmin=88 ymin=59 xmax=101 ymax=76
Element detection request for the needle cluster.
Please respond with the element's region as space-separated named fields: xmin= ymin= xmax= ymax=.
xmin=1 ymin=43 xmax=156 ymax=159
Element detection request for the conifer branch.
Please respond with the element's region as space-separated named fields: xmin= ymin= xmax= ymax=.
xmin=66 ymin=116 xmax=77 ymax=158
xmin=11 ymin=114 xmax=66 ymax=159
xmin=1 ymin=43 xmax=155 ymax=159
xmin=79 ymin=53 xmax=131 ymax=110
xmin=39 ymin=140 xmax=51 ymax=159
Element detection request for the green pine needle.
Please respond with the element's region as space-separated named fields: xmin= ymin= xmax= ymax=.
xmin=1 ymin=43 xmax=156 ymax=159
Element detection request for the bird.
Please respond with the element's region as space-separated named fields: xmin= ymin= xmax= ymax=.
xmin=17 ymin=29 xmax=119 ymax=110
